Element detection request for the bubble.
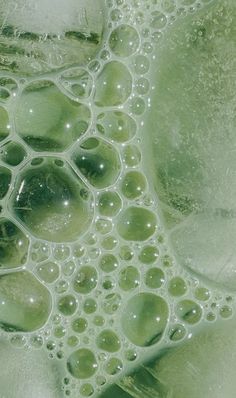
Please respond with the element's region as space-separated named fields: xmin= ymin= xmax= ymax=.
xmin=72 ymin=318 xmax=88 ymax=334
xmin=95 ymin=61 xmax=132 ymax=106
xmin=46 ymin=341 xmax=56 ymax=351
xmin=67 ymin=348 xmax=98 ymax=379
xmin=99 ymin=254 xmax=118 ymax=273
xmin=119 ymin=266 xmax=140 ymax=291
xmin=136 ymin=77 xmax=150 ymax=95
xmin=15 ymin=81 xmax=91 ymax=151
xmin=96 ymin=375 xmax=106 ymax=386
xmin=0 ymin=218 xmax=29 ymax=269
xmin=73 ymin=266 xmax=98 ymax=294
xmin=206 ymin=312 xmax=216 ymax=322
xmin=96 ymin=330 xmax=121 ymax=352
xmin=109 ymin=24 xmax=140 ymax=57
xmin=0 ymin=141 xmax=26 ymax=166
xmin=62 ymin=261 xmax=76 ymax=277
xmin=93 ymin=315 xmax=105 ymax=327
xmin=54 ymin=325 xmax=66 ymax=339
xmin=83 ymin=298 xmax=97 ymax=314
xmin=105 ymin=358 xmax=123 ymax=375
xmin=102 ymin=293 xmax=121 ymax=314
xmin=168 ymin=277 xmax=187 ymax=297
xmin=122 ymin=145 xmax=141 ymax=167
xmin=194 ymin=287 xmax=210 ymax=301
xmin=117 ymin=206 xmax=157 ymax=241
xmin=169 ymin=324 xmax=186 ymax=341
xmin=73 ymin=137 xmax=121 ymax=189
xmin=11 ymin=158 xmax=93 ymax=242
xmin=73 ymin=244 xmax=85 ymax=258
xmin=0 ymin=270 xmax=51 ymax=332
xmin=219 ymin=305 xmax=233 ymax=319
xmin=134 ymin=55 xmax=150 ymax=74
xmin=125 ymin=349 xmax=137 ymax=362
xmin=59 ymin=68 xmax=93 ymax=99
xmin=101 ymin=236 xmax=118 ymax=250
xmin=98 ymin=191 xmax=122 ymax=217
xmin=0 ymin=166 xmax=11 ymax=199
xmin=80 ymin=383 xmax=94 ymax=397
xmin=176 ymin=300 xmax=202 ymax=325
xmin=121 ymin=171 xmax=146 ymax=199
xmin=55 ymin=280 xmax=69 ymax=294
xmin=145 ymin=268 xmax=165 ymax=289
xmin=0 ymin=107 xmax=10 ymax=141
xmin=139 ymin=245 xmax=159 ymax=264
xmin=102 ymin=277 xmax=115 ymax=290
xmin=97 ymin=111 xmax=137 ymax=143
xmin=53 ymin=245 xmax=70 ymax=261
xmin=119 ymin=245 xmax=134 ymax=261
xmin=110 ymin=8 xmax=123 ymax=21
xmin=95 ymin=218 xmax=113 ymax=235
xmin=150 ymin=10 xmax=168 ymax=29
xmin=67 ymin=336 xmax=79 ymax=347
xmin=58 ymin=294 xmax=77 ymax=316
xmin=36 ymin=261 xmax=60 ymax=284
xmin=30 ymin=335 xmax=44 ymax=348
xmin=129 ymin=97 xmax=146 ymax=115
xmin=122 ymin=293 xmax=169 ymax=346
xmin=10 ymin=335 xmax=26 ymax=348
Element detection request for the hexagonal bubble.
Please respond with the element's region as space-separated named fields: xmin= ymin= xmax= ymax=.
xmin=0 ymin=0 xmax=105 ymax=75
xmin=95 ymin=61 xmax=132 ymax=107
xmin=11 ymin=157 xmax=93 ymax=242
xmin=0 ymin=218 xmax=29 ymax=269
xmin=0 ymin=106 xmax=10 ymax=142
xmin=0 ymin=141 xmax=27 ymax=166
xmin=15 ymin=80 xmax=91 ymax=152
xmin=0 ymin=166 xmax=11 ymax=199
xmin=72 ymin=137 xmax=121 ymax=189
xmin=0 ymin=270 xmax=52 ymax=332
xmin=59 ymin=67 xmax=93 ymax=100
xmin=96 ymin=111 xmax=137 ymax=143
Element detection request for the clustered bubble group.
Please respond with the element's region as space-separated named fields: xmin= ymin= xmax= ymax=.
xmin=0 ymin=0 xmax=231 ymax=397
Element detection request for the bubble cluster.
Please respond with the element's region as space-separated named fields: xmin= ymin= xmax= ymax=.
xmin=0 ymin=0 xmax=231 ymax=397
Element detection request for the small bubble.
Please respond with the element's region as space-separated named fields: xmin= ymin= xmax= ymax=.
xmin=73 ymin=266 xmax=98 ymax=294
xmin=125 ymin=349 xmax=137 ymax=362
xmin=119 ymin=245 xmax=134 ymax=261
xmin=105 ymin=357 xmax=123 ymax=375
xmin=67 ymin=336 xmax=79 ymax=347
xmin=58 ymin=295 xmax=77 ymax=316
xmin=176 ymin=300 xmax=202 ymax=325
xmin=134 ymin=55 xmax=150 ymax=75
xmin=169 ymin=324 xmax=186 ymax=341
xmin=129 ymin=97 xmax=146 ymax=115
xmin=95 ymin=218 xmax=113 ymax=234
xmin=123 ymin=145 xmax=141 ymax=167
xmin=80 ymin=383 xmax=94 ymax=397
xmin=145 ymin=268 xmax=165 ymax=289
xmin=194 ymin=287 xmax=210 ymax=301
xmin=99 ymin=254 xmax=118 ymax=273
xmin=119 ymin=266 xmax=140 ymax=291
xmin=168 ymin=277 xmax=187 ymax=297
xmin=62 ymin=261 xmax=76 ymax=277
xmin=83 ymin=298 xmax=97 ymax=314
xmin=219 ymin=305 xmax=233 ymax=319
xmin=101 ymin=236 xmax=118 ymax=250
xmin=72 ymin=318 xmax=88 ymax=334
xmin=98 ymin=191 xmax=122 ymax=217
xmin=139 ymin=245 xmax=159 ymax=264
xmin=109 ymin=25 xmax=140 ymax=57
xmin=67 ymin=349 xmax=98 ymax=379
xmin=96 ymin=330 xmax=121 ymax=352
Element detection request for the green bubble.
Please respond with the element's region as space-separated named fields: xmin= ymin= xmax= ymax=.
xmin=96 ymin=330 xmax=121 ymax=353
xmin=109 ymin=24 xmax=140 ymax=57
xmin=0 ymin=271 xmax=51 ymax=332
xmin=117 ymin=206 xmax=157 ymax=241
xmin=95 ymin=61 xmax=132 ymax=106
xmin=139 ymin=245 xmax=159 ymax=264
xmin=72 ymin=318 xmax=88 ymax=334
xmin=36 ymin=261 xmax=59 ymax=284
xmin=169 ymin=324 xmax=186 ymax=342
xmin=73 ymin=266 xmax=97 ymax=294
xmin=15 ymin=81 xmax=91 ymax=151
xmin=168 ymin=277 xmax=187 ymax=297
xmin=98 ymin=191 xmax=122 ymax=217
xmin=194 ymin=287 xmax=210 ymax=301
xmin=83 ymin=298 xmax=97 ymax=314
xmin=121 ymin=171 xmax=146 ymax=199
xmin=0 ymin=166 xmax=11 ymax=199
xmin=145 ymin=268 xmax=165 ymax=289
xmin=67 ymin=348 xmax=98 ymax=379
xmin=0 ymin=141 xmax=26 ymax=166
xmin=122 ymin=144 xmax=141 ymax=167
xmin=97 ymin=111 xmax=136 ymax=143
xmin=80 ymin=383 xmax=94 ymax=397
xmin=58 ymin=295 xmax=77 ymax=316
xmin=105 ymin=358 xmax=123 ymax=375
xmin=11 ymin=157 xmax=93 ymax=242
xmin=73 ymin=137 xmax=121 ymax=189
xmin=119 ymin=266 xmax=140 ymax=291
xmin=99 ymin=254 xmax=118 ymax=273
xmin=102 ymin=293 xmax=122 ymax=315
xmin=122 ymin=293 xmax=169 ymax=346
xmin=0 ymin=218 xmax=29 ymax=269
xmin=176 ymin=300 xmax=202 ymax=325
xmin=0 ymin=106 xmax=10 ymax=141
